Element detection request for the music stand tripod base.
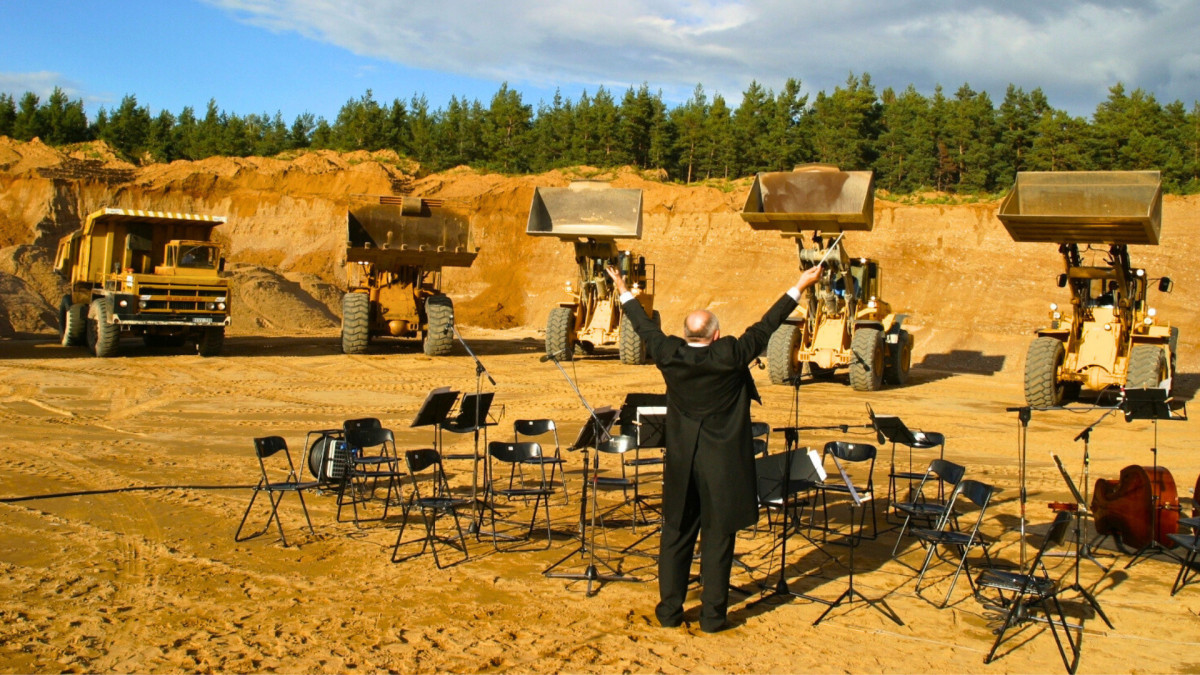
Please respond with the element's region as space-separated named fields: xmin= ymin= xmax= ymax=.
xmin=1119 ymin=388 xmax=1186 ymax=569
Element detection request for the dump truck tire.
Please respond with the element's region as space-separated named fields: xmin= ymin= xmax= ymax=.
xmin=546 ymin=306 xmax=575 ymax=362
xmin=1024 ymin=337 xmax=1065 ymax=407
xmin=619 ymin=313 xmax=647 ymax=365
xmin=423 ymin=294 xmax=454 ymax=356
xmin=341 ymin=292 xmax=370 ymax=354
xmin=198 ymin=327 xmax=225 ymax=357
xmin=61 ymin=301 xmax=86 ymax=347
xmin=1127 ymin=344 xmax=1167 ymax=390
xmin=884 ymin=329 xmax=912 ymax=386
xmin=849 ymin=327 xmax=884 ymax=392
xmin=86 ymin=299 xmax=119 ymax=358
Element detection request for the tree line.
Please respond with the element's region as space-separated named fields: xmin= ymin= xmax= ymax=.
xmin=2 ymin=74 xmax=1198 ymax=194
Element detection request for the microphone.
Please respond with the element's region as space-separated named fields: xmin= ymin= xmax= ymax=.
xmin=753 ymin=357 xmax=766 ymax=370
xmin=540 ymin=350 xmax=564 ymax=363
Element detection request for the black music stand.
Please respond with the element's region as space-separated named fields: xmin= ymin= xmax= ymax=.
xmin=757 ymin=439 xmax=830 ymax=604
xmin=1120 ymin=388 xmax=1187 ymax=568
xmin=813 ymin=452 xmax=904 ymax=626
xmin=1050 ymin=453 xmax=1114 ymax=629
xmin=410 ymin=387 xmax=461 ymax=470
xmin=543 ymin=407 xmax=632 ymax=595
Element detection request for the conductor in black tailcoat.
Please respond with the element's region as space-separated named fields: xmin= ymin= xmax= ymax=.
xmin=606 ymin=264 xmax=823 ymax=632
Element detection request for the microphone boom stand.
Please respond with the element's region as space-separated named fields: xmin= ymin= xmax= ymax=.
xmin=451 ymin=325 xmax=496 ymax=535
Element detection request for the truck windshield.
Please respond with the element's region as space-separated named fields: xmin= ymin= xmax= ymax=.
xmin=179 ymin=245 xmax=217 ymax=269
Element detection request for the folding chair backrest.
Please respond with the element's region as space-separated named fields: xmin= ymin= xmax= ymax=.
xmin=347 ymin=426 xmax=394 ymax=451
xmin=929 ymin=458 xmax=966 ymax=488
xmin=405 ymin=448 xmax=450 ymax=498
xmin=515 ymin=419 xmax=559 ymax=452
xmin=344 ymin=417 xmax=382 ymax=435
xmin=254 ymin=436 xmax=288 ymax=459
xmin=958 ymin=479 xmax=995 ymax=510
xmin=752 ymin=421 xmax=770 ymax=457
xmin=826 ymin=441 xmax=876 ymax=463
xmin=488 ymin=440 xmax=542 ymax=464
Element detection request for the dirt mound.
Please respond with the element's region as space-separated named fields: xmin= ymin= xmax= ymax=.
xmin=0 ymin=271 xmax=56 ymax=336
xmin=225 ymin=264 xmax=339 ymax=335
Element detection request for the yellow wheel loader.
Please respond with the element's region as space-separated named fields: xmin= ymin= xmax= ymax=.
xmin=526 ymin=181 xmax=657 ymax=364
xmin=741 ymin=165 xmax=910 ymax=390
xmin=998 ymin=171 xmax=1176 ymax=407
xmin=341 ymin=195 xmax=477 ymax=355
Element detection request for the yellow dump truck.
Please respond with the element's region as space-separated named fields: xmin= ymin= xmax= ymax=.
xmin=54 ymin=208 xmax=230 ymax=357
xmin=526 ymin=181 xmax=657 ymax=365
xmin=341 ymin=195 xmax=477 ymax=355
xmin=741 ymin=165 xmax=910 ymax=390
xmin=998 ymin=171 xmax=1177 ymax=406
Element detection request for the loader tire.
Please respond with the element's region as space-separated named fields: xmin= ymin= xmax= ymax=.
xmin=1127 ymin=344 xmax=1167 ymax=390
xmin=86 ymin=299 xmax=119 ymax=358
xmin=850 ymin=327 xmax=885 ymax=391
xmin=197 ymin=327 xmax=225 ymax=357
xmin=1168 ymin=326 xmax=1179 ymax=384
xmin=884 ymin=329 xmax=912 ymax=386
xmin=546 ymin=306 xmax=575 ymax=362
xmin=341 ymin=292 xmax=370 ymax=355
xmin=1024 ymin=337 xmax=1065 ymax=407
xmin=618 ymin=312 xmax=647 ymax=365
xmin=61 ymin=300 xmax=86 ymax=347
xmin=423 ymin=294 xmax=454 ymax=356
xmin=766 ymin=323 xmax=801 ymax=385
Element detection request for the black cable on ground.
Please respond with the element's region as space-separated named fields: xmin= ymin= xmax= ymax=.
xmin=0 ymin=484 xmax=255 ymax=503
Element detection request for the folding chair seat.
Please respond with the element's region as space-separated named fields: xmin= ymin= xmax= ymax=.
xmin=912 ymin=479 xmax=997 ymax=608
xmin=235 ymin=436 xmax=320 ymax=547
xmin=513 ymin=419 xmax=567 ymax=504
xmin=817 ymin=441 xmax=877 ymax=543
xmin=483 ymin=441 xmax=555 ymax=549
xmin=866 ymin=404 xmax=946 ymax=523
xmin=392 ymin=448 xmax=470 ymax=568
xmin=1167 ymin=516 xmax=1200 ymax=595
xmin=977 ymin=511 xmax=1080 ymax=673
xmin=337 ymin=418 xmax=404 ymax=525
xmin=890 ymin=458 xmax=966 ymax=558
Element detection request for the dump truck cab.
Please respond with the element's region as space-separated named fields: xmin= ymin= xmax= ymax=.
xmin=999 ymin=171 xmax=1176 ymax=406
xmin=55 ymin=208 xmax=230 ymax=357
xmin=741 ymin=165 xmax=909 ymax=390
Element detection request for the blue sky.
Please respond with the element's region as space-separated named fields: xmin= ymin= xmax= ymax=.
xmin=2 ymin=0 xmax=1198 ymax=124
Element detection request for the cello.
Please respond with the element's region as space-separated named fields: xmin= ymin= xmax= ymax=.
xmin=1091 ymin=465 xmax=1180 ymax=550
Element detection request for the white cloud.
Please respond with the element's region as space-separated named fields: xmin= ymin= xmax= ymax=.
xmin=206 ymin=0 xmax=1200 ymax=115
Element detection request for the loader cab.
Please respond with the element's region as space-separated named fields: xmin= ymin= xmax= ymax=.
xmin=848 ymin=258 xmax=881 ymax=302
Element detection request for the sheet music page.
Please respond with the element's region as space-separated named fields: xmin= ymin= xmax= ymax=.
xmin=807 ymin=448 xmax=827 ymax=481
xmin=828 ymin=453 xmax=862 ymax=506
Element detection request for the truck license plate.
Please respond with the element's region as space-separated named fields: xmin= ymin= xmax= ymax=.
xmin=193 ymin=317 xmax=213 ymax=325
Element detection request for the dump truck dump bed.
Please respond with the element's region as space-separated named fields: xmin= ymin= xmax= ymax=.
xmin=526 ymin=182 xmax=643 ymax=240
xmin=997 ymin=171 xmax=1162 ymax=245
xmin=741 ymin=166 xmax=874 ymax=235
xmin=347 ymin=197 xmax=477 ymax=268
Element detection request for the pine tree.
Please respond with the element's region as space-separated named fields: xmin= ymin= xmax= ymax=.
xmin=0 ymin=93 xmax=15 ymax=137
xmin=12 ymin=92 xmax=44 ymax=141
xmin=875 ymin=85 xmax=936 ymax=192
xmin=672 ymin=85 xmax=709 ymax=183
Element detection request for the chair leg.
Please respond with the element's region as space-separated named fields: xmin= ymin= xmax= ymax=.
xmin=268 ymin=490 xmax=289 ymax=547
xmin=234 ymin=482 xmax=264 ymax=542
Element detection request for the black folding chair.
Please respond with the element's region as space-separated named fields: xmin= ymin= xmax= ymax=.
xmin=867 ymin=404 xmax=946 ymax=524
xmin=890 ymin=458 xmax=966 ymax=558
xmin=513 ymin=419 xmax=567 ymax=504
xmin=235 ymin=436 xmax=320 ymax=547
xmin=337 ymin=418 xmax=404 ymax=525
xmin=483 ymin=441 xmax=555 ymax=549
xmin=392 ymin=448 xmax=470 ymax=568
xmin=912 ymin=479 xmax=996 ymax=608
xmin=751 ymin=421 xmax=771 ymax=458
xmin=817 ymin=441 xmax=878 ymax=543
xmin=977 ymin=511 xmax=1080 ymax=673
xmin=1167 ymin=516 xmax=1200 ymax=595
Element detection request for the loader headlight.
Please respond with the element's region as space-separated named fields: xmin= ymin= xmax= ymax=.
xmin=867 ymin=300 xmax=877 ymax=309
xmin=118 ymin=300 xmax=128 ymax=308
xmin=1052 ymin=312 xmax=1062 ymax=320
xmin=1104 ymin=324 xmax=1112 ymax=331
xmin=1136 ymin=269 xmax=1145 ymax=277
xmin=1148 ymin=307 xmax=1157 ymax=317
xmin=1144 ymin=317 xmax=1154 ymax=326
xmin=1050 ymin=303 xmax=1058 ymax=311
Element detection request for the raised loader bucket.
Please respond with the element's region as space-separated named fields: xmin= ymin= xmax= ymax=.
xmin=741 ymin=164 xmax=874 ymax=235
xmin=526 ymin=181 xmax=643 ymax=241
xmin=997 ymin=171 xmax=1162 ymax=245
xmin=347 ymin=196 xmax=477 ymax=268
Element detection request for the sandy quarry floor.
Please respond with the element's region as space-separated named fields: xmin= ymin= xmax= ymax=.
xmin=1 ymin=328 xmax=1199 ymax=674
